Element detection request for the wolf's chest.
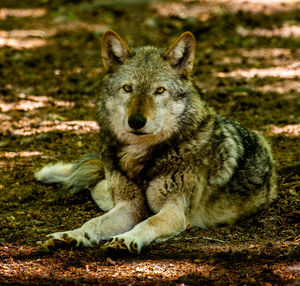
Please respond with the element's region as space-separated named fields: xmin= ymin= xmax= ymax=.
xmin=118 ymin=144 xmax=150 ymax=179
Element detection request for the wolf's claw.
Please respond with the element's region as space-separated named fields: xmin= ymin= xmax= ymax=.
xmin=41 ymin=229 xmax=93 ymax=251
xmin=103 ymin=235 xmax=141 ymax=254
xmin=41 ymin=233 xmax=78 ymax=251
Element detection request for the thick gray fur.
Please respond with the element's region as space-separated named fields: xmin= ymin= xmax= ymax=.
xmin=36 ymin=31 xmax=277 ymax=253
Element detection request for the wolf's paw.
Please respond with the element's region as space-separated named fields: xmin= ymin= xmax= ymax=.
xmin=42 ymin=229 xmax=93 ymax=251
xmin=103 ymin=234 xmax=143 ymax=254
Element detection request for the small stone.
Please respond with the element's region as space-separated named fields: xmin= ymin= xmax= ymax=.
xmin=106 ymin=257 xmax=116 ymax=265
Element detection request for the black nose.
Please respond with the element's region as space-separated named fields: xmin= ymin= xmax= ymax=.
xmin=128 ymin=114 xmax=147 ymax=130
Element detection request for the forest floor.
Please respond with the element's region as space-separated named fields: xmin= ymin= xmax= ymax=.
xmin=0 ymin=0 xmax=299 ymax=285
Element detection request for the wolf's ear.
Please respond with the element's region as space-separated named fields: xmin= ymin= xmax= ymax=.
xmin=102 ymin=30 xmax=131 ymax=69
xmin=165 ymin=32 xmax=195 ymax=76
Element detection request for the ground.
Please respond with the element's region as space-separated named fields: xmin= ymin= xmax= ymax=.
xmin=0 ymin=0 xmax=299 ymax=285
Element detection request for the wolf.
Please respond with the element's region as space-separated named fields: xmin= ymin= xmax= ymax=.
xmin=35 ymin=30 xmax=277 ymax=253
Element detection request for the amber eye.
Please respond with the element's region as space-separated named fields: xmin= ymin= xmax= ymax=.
xmin=123 ymin=84 xmax=132 ymax=92
xmin=156 ymin=87 xmax=165 ymax=94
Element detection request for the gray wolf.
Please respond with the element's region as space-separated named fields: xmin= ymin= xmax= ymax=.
xmin=35 ymin=30 xmax=277 ymax=253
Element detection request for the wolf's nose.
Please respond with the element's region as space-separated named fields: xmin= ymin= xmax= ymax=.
xmin=128 ymin=114 xmax=147 ymax=130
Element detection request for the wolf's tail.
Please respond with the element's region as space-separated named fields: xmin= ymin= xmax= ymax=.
xmin=35 ymin=152 xmax=104 ymax=194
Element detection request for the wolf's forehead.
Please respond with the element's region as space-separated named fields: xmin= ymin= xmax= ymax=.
xmin=126 ymin=47 xmax=168 ymax=79
xmin=133 ymin=46 xmax=164 ymax=64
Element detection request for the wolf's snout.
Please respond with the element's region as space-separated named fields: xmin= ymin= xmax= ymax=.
xmin=128 ymin=114 xmax=147 ymax=130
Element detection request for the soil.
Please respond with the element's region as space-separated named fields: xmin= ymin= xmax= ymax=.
xmin=0 ymin=0 xmax=299 ymax=285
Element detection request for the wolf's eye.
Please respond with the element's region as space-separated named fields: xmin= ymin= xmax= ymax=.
xmin=155 ymin=87 xmax=165 ymax=94
xmin=123 ymin=85 xmax=132 ymax=92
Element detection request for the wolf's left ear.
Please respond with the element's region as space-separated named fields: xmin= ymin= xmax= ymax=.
xmin=165 ymin=32 xmax=195 ymax=76
xmin=102 ymin=30 xmax=131 ymax=69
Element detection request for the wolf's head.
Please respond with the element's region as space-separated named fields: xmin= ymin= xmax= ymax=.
xmin=99 ymin=30 xmax=206 ymax=145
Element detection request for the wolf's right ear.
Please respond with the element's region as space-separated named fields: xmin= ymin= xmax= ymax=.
xmin=102 ymin=30 xmax=131 ymax=69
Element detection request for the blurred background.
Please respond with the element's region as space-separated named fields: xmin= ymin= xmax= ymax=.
xmin=0 ymin=1 xmax=299 ymax=284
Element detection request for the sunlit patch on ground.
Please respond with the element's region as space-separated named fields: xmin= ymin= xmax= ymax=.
xmin=237 ymin=24 xmax=300 ymax=38
xmin=0 ymin=30 xmax=52 ymax=49
xmin=0 ymin=8 xmax=46 ymax=20
xmin=152 ymin=0 xmax=300 ymax=20
xmin=269 ymin=124 xmax=300 ymax=137
xmin=217 ymin=62 xmax=300 ymax=79
xmin=0 ymin=92 xmax=95 ymax=136
xmin=239 ymin=48 xmax=293 ymax=58
xmin=0 ymin=250 xmax=212 ymax=284
xmin=223 ymin=0 xmax=300 ymax=14
xmin=257 ymin=80 xmax=300 ymax=94
xmin=12 ymin=120 xmax=100 ymax=136
xmin=52 ymin=20 xmax=107 ymax=34
xmin=0 ymin=22 xmax=106 ymax=50
xmin=151 ymin=1 xmax=220 ymax=21
xmin=0 ymin=94 xmax=74 ymax=112
xmin=214 ymin=48 xmax=297 ymax=67
xmin=108 ymin=260 xmax=213 ymax=280
xmin=0 ymin=242 xmax=299 ymax=284
xmin=0 ymin=99 xmax=47 ymax=112
xmin=286 ymin=263 xmax=300 ymax=273
xmin=0 ymin=151 xmax=43 ymax=158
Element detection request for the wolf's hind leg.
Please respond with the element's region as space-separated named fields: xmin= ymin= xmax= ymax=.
xmin=91 ymin=180 xmax=114 ymax=211
xmin=35 ymin=163 xmax=73 ymax=184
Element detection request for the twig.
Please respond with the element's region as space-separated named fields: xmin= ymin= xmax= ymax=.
xmin=184 ymin=236 xmax=226 ymax=243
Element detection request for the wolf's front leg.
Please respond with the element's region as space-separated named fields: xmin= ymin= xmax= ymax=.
xmin=43 ymin=200 xmax=145 ymax=249
xmin=104 ymin=197 xmax=187 ymax=253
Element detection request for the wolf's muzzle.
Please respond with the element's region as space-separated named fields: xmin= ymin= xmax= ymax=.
xmin=128 ymin=114 xmax=147 ymax=130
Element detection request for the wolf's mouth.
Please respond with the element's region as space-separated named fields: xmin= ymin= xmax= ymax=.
xmin=130 ymin=131 xmax=148 ymax=136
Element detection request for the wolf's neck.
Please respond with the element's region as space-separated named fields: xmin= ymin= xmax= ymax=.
xmin=118 ymin=143 xmax=150 ymax=179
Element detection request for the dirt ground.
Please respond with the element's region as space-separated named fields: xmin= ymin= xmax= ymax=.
xmin=0 ymin=0 xmax=299 ymax=285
